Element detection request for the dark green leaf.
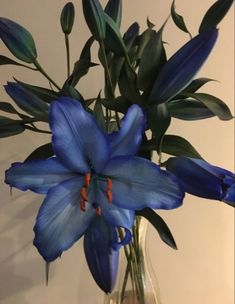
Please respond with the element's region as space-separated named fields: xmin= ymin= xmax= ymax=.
xmin=0 ymin=55 xmax=25 ymax=67
xmin=104 ymin=0 xmax=122 ymax=28
xmin=123 ymin=22 xmax=140 ymax=50
xmin=168 ymin=99 xmax=215 ymax=120
xmin=0 ymin=116 xmax=25 ymax=138
xmin=60 ymin=2 xmax=75 ymax=35
xmin=80 ymin=36 xmax=95 ymax=61
xmin=148 ymin=103 xmax=171 ymax=153
xmin=94 ymin=95 xmax=106 ymax=130
xmin=0 ymin=17 xmax=37 ymax=63
xmin=148 ymin=29 xmax=218 ymax=104
xmin=14 ymin=78 xmax=59 ymax=103
xmin=183 ymin=93 xmax=233 ymax=120
xmin=82 ymin=0 xmax=106 ymax=41
xmin=0 ymin=102 xmax=18 ymax=114
xmin=137 ymin=22 xmax=166 ymax=91
xmin=102 ymin=96 xmax=131 ymax=114
xmin=199 ymin=0 xmax=234 ymax=33
xmin=147 ymin=17 xmax=155 ymax=29
xmin=171 ymin=0 xmax=192 ymax=38
xmin=162 ymin=135 xmax=202 ymax=159
xmin=136 ymin=28 xmax=155 ymax=60
xmin=60 ymin=81 xmax=84 ymax=101
xmin=25 ymin=143 xmax=54 ymax=161
xmin=136 ymin=208 xmax=177 ymax=249
xmin=104 ymin=13 xmax=127 ymax=56
xmin=68 ymin=59 xmax=98 ymax=87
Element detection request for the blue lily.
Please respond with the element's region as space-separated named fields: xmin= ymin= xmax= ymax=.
xmin=5 ymin=97 xmax=184 ymax=291
xmin=166 ymin=157 xmax=235 ymax=206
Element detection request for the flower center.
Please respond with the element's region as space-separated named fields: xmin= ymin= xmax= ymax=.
xmin=79 ymin=173 xmax=113 ymax=216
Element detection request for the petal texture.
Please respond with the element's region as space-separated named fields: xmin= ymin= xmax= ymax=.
xmin=5 ymin=158 xmax=76 ymax=194
xmin=84 ymin=217 xmax=119 ymax=293
xmin=103 ymin=156 xmax=184 ymax=210
xmin=50 ymin=98 xmax=109 ymax=173
xmin=34 ymin=177 xmax=96 ymax=262
xmin=109 ymin=105 xmax=145 ymax=157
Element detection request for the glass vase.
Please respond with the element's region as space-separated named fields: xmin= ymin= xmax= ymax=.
xmin=104 ymin=217 xmax=162 ymax=304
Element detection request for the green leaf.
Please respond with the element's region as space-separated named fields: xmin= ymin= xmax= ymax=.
xmin=104 ymin=13 xmax=127 ymax=56
xmin=0 ymin=116 xmax=25 ymax=138
xmin=137 ymin=22 xmax=166 ymax=91
xmin=14 ymin=79 xmax=59 ymax=103
xmin=176 ymin=77 xmax=216 ymax=98
xmin=183 ymin=93 xmax=233 ymax=121
xmin=68 ymin=59 xmax=98 ymax=87
xmin=60 ymin=81 xmax=84 ymax=101
xmin=136 ymin=28 xmax=155 ymax=60
xmin=60 ymin=2 xmax=75 ymax=35
xmin=82 ymin=0 xmax=106 ymax=41
xmin=25 ymin=143 xmax=54 ymax=161
xmin=94 ymin=95 xmax=106 ymax=131
xmin=147 ymin=17 xmax=155 ymax=29
xmin=171 ymin=0 xmax=192 ymax=38
xmin=199 ymin=0 xmax=234 ymax=33
xmin=167 ymin=99 xmax=215 ymax=120
xmin=0 ymin=17 xmax=37 ymax=63
xmin=148 ymin=103 xmax=171 ymax=153
xmin=0 ymin=55 xmax=26 ymax=67
xmin=80 ymin=36 xmax=95 ymax=61
xmin=104 ymin=0 xmax=122 ymax=28
xmin=0 ymin=102 xmax=18 ymax=114
xmin=102 ymin=96 xmax=131 ymax=114
xmin=162 ymin=134 xmax=202 ymax=158
xmin=136 ymin=208 xmax=177 ymax=249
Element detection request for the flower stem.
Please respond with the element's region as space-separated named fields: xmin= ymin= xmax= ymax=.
xmin=33 ymin=60 xmax=61 ymax=90
xmin=65 ymin=34 xmax=71 ymax=78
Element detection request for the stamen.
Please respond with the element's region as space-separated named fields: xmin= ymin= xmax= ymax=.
xmin=80 ymin=200 xmax=86 ymax=212
xmin=96 ymin=207 xmax=102 ymax=216
xmin=80 ymin=187 xmax=88 ymax=201
xmin=85 ymin=173 xmax=91 ymax=187
xmin=106 ymin=189 xmax=113 ymax=203
xmin=107 ymin=177 xmax=112 ymax=190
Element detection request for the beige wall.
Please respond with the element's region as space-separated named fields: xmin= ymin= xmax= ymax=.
xmin=0 ymin=1 xmax=234 ymax=304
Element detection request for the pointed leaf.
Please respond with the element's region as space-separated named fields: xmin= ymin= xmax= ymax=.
xmin=80 ymin=36 xmax=95 ymax=61
xmin=25 ymin=143 xmax=54 ymax=162
xmin=171 ymin=0 xmax=192 ymax=38
xmin=136 ymin=208 xmax=177 ymax=249
xmin=82 ymin=0 xmax=106 ymax=41
xmin=136 ymin=28 xmax=155 ymax=60
xmin=183 ymin=93 xmax=233 ymax=121
xmin=199 ymin=0 xmax=234 ymax=33
xmin=68 ymin=59 xmax=98 ymax=87
xmin=0 ymin=55 xmax=26 ymax=67
xmin=0 ymin=17 xmax=37 ymax=63
xmin=104 ymin=13 xmax=127 ymax=56
xmin=102 ymin=96 xmax=131 ymax=114
xmin=148 ymin=28 xmax=218 ymax=104
xmin=123 ymin=22 xmax=140 ymax=50
xmin=60 ymin=2 xmax=75 ymax=35
xmin=104 ymin=0 xmax=122 ymax=28
xmin=0 ymin=116 xmax=25 ymax=138
xmin=94 ymin=95 xmax=106 ymax=130
xmin=148 ymin=103 xmax=171 ymax=153
xmin=14 ymin=79 xmax=59 ymax=103
xmin=147 ymin=17 xmax=155 ymax=29
xmin=0 ymin=102 xmax=18 ymax=114
xmin=162 ymin=135 xmax=203 ymax=158
xmin=168 ymin=99 xmax=215 ymax=120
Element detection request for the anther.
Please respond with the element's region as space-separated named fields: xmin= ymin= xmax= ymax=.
xmin=96 ymin=207 xmax=102 ymax=216
xmin=107 ymin=177 xmax=112 ymax=191
xmin=80 ymin=187 xmax=88 ymax=201
xmin=106 ymin=189 xmax=113 ymax=203
xmin=85 ymin=173 xmax=91 ymax=187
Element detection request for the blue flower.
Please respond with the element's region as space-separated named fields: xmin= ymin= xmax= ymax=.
xmin=166 ymin=157 xmax=235 ymax=207
xmin=5 ymin=97 xmax=184 ymax=291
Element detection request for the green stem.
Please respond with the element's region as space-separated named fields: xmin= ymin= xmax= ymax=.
xmin=25 ymin=125 xmax=51 ymax=134
xmin=33 ymin=60 xmax=61 ymax=90
xmin=65 ymin=34 xmax=71 ymax=77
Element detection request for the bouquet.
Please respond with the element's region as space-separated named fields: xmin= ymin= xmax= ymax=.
xmin=0 ymin=1 xmax=234 ymax=303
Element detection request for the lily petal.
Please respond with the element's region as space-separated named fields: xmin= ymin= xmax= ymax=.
xmin=34 ymin=177 xmax=96 ymax=262
xmin=5 ymin=158 xmax=77 ymax=194
xmin=50 ymin=98 xmax=109 ymax=173
xmin=109 ymin=104 xmax=146 ymax=157
xmin=84 ymin=217 xmax=119 ymax=293
xmin=103 ymin=156 xmax=184 ymax=210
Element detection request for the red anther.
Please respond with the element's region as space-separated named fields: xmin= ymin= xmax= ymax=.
xmin=85 ymin=173 xmax=91 ymax=187
xmin=96 ymin=207 xmax=102 ymax=216
xmin=106 ymin=189 xmax=113 ymax=203
xmin=80 ymin=200 xmax=86 ymax=212
xmin=107 ymin=177 xmax=112 ymax=191
xmin=80 ymin=187 xmax=88 ymax=201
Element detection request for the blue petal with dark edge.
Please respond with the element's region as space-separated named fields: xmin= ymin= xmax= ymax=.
xmin=5 ymin=158 xmax=77 ymax=194
xmin=165 ymin=157 xmax=223 ymax=200
xmin=84 ymin=217 xmax=119 ymax=293
xmin=148 ymin=28 xmax=218 ymax=104
xmin=5 ymin=82 xmax=48 ymax=118
xmin=33 ymin=177 xmax=96 ymax=262
xmin=103 ymin=156 xmax=184 ymax=210
xmin=109 ymin=104 xmax=145 ymax=157
xmin=50 ymin=98 xmax=109 ymax=174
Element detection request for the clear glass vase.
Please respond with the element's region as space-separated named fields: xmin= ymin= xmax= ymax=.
xmin=104 ymin=217 xmax=162 ymax=304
